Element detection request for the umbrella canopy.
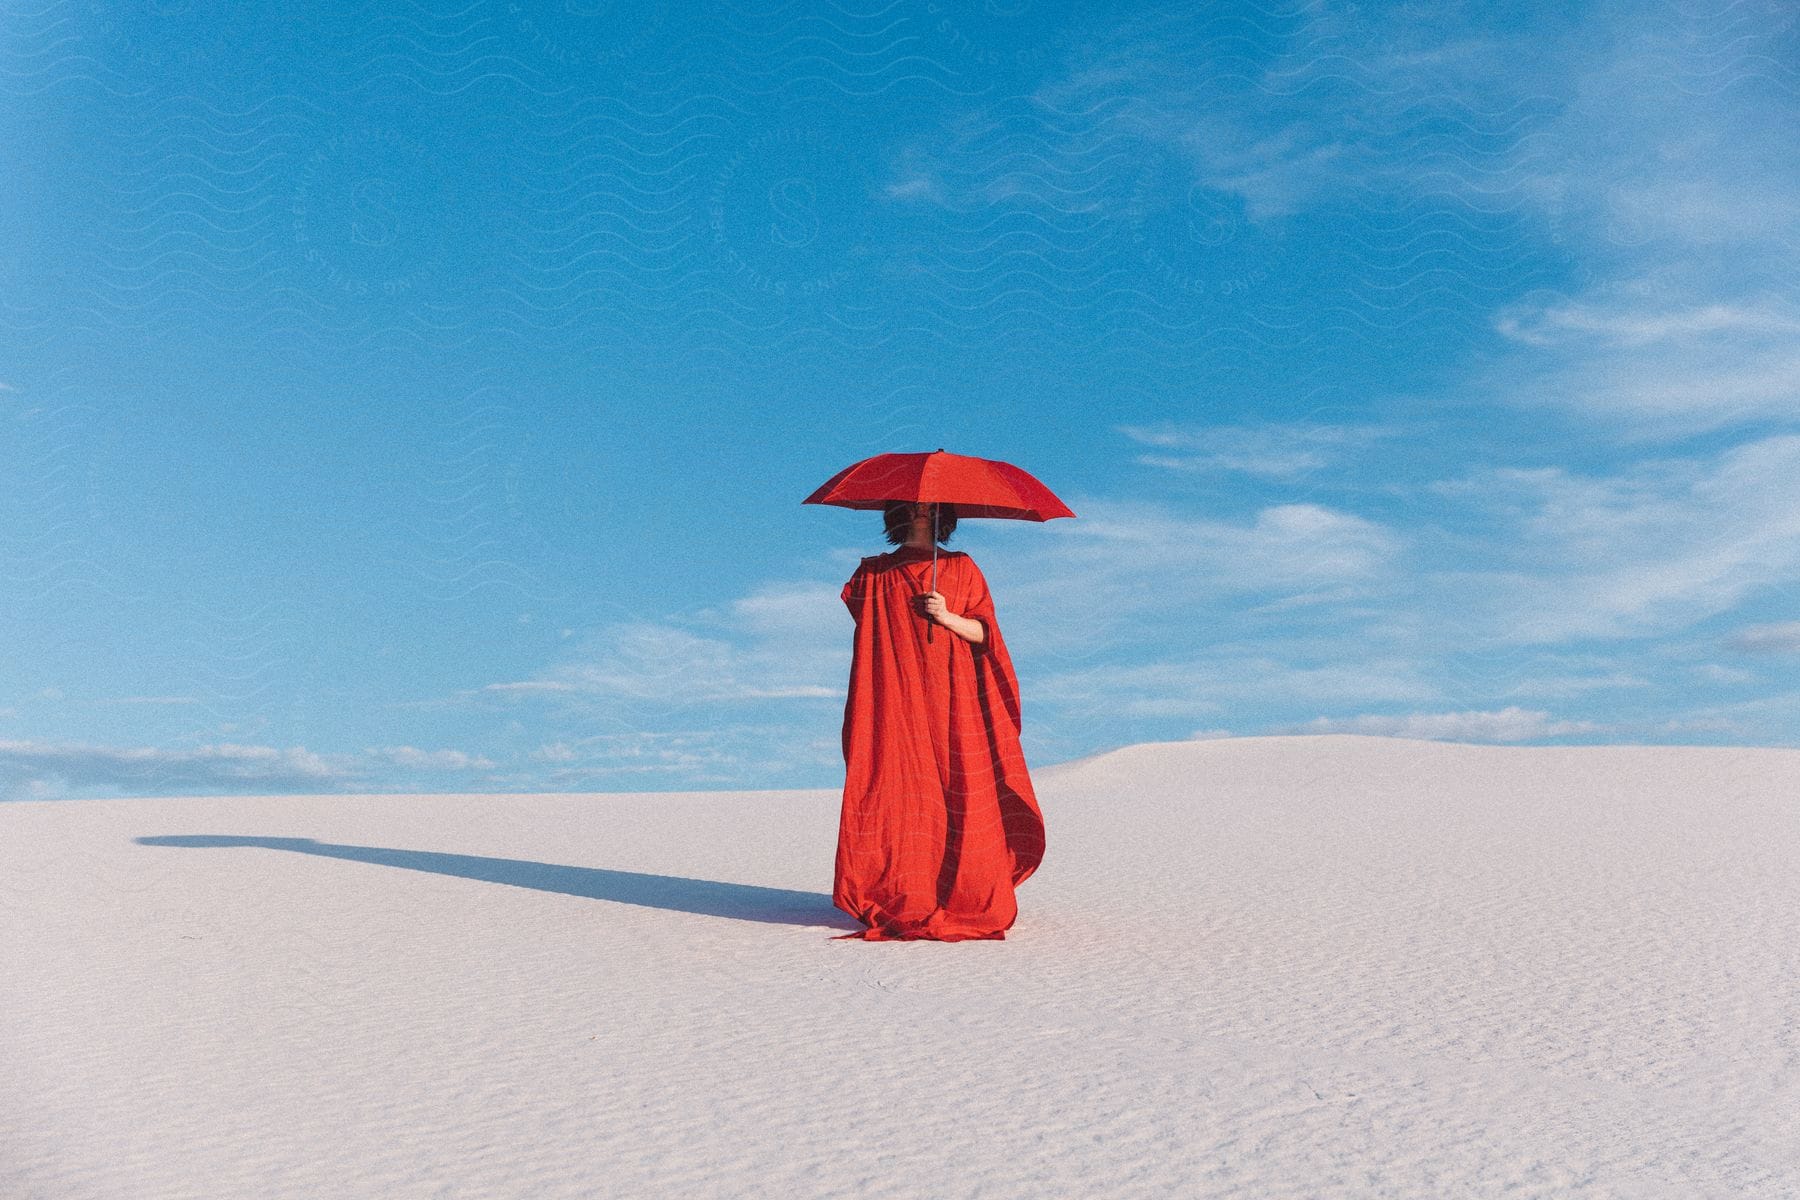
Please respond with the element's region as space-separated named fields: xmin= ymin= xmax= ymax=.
xmin=804 ymin=448 xmax=1074 ymax=642
xmin=801 ymin=448 xmax=1076 ymax=521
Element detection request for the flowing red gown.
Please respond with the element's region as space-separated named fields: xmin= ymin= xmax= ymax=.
xmin=834 ymin=545 xmax=1047 ymax=941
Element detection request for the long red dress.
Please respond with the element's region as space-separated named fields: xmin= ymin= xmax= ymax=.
xmin=834 ymin=545 xmax=1047 ymax=941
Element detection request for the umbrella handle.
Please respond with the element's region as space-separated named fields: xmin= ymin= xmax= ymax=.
xmin=928 ymin=534 xmax=937 ymax=643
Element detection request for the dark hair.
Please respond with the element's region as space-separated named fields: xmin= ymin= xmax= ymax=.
xmin=883 ymin=501 xmax=957 ymax=547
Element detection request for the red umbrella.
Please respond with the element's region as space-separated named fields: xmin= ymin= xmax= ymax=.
xmin=803 ymin=448 xmax=1075 ymax=641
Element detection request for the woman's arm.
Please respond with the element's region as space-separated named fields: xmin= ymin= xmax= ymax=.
xmin=918 ymin=592 xmax=986 ymax=644
xmin=940 ymin=611 xmax=986 ymax=644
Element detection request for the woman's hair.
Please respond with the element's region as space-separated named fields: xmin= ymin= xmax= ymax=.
xmin=883 ymin=501 xmax=957 ymax=546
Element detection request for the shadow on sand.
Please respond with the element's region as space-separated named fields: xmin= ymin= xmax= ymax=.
xmin=136 ymin=835 xmax=857 ymax=930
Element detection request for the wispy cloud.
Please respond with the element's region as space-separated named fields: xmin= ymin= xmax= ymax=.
xmin=480 ymin=614 xmax=842 ymax=705
xmin=1495 ymin=7 xmax=1800 ymax=259
xmin=1118 ymin=420 xmax=1401 ymax=479
xmin=1728 ymin=621 xmax=1800 ymax=655
xmin=1035 ymin=653 xmax=1440 ymax=719
xmin=1284 ymin=706 xmax=1601 ymax=742
xmin=474 ymin=576 xmax=850 ymax=707
xmin=1628 ymin=686 xmax=1800 ymax=745
xmin=1469 ymin=6 xmax=1800 ymax=437
xmin=1494 ymin=668 xmax=1651 ymax=699
xmin=881 ymin=6 xmax=1569 ymax=224
xmin=1424 ymin=434 xmax=1800 ymax=643
xmin=828 ymin=494 xmax=1401 ymax=711
xmin=97 ymin=695 xmax=201 ymax=706
xmin=883 ymin=174 xmax=946 ymax=204
xmin=1006 ymin=495 xmax=1402 ymax=644
xmin=1490 ymin=291 xmax=1800 ymax=435
xmin=1495 ymin=301 xmax=1800 ymax=348
xmin=366 ymin=745 xmax=496 ymax=770
xmin=516 ymin=725 xmax=838 ymax=789
xmin=0 ymin=736 xmax=516 ymax=799
xmin=480 ymin=681 xmax=579 ymax=695
xmin=1690 ymin=663 xmax=1757 ymax=685
xmin=889 ymin=4 xmax=1800 ymax=441
xmin=0 ymin=738 xmax=347 ymax=801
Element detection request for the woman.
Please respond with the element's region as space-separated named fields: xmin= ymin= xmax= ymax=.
xmin=833 ymin=500 xmax=1047 ymax=941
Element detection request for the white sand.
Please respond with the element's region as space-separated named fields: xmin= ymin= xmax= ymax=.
xmin=4 ymin=733 xmax=1798 ymax=1199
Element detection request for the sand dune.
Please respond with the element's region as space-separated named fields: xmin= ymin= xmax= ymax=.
xmin=4 ymin=734 xmax=1798 ymax=1198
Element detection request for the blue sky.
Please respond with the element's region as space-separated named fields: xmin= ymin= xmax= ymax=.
xmin=3 ymin=0 xmax=1797 ymax=799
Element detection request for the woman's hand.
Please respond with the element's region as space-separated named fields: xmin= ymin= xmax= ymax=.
xmin=916 ymin=590 xmax=950 ymax=624
xmin=914 ymin=592 xmax=986 ymax=645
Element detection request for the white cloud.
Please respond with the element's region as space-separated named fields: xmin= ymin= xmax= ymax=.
xmin=884 ymin=175 xmax=945 ymax=203
xmin=1465 ymin=6 xmax=1800 ymax=436
xmin=1635 ymin=688 xmax=1800 ymax=744
xmin=98 ymin=695 xmax=201 ymax=706
xmin=0 ymin=739 xmax=347 ymax=800
xmin=514 ymin=725 xmax=840 ymax=787
xmin=1652 ymin=714 xmax=1746 ymax=736
xmin=1047 ymin=496 xmax=1399 ymax=587
xmin=367 ymin=746 xmax=496 ymax=771
xmin=1010 ymin=6 xmax=1800 ymax=439
xmin=1169 ymin=116 xmax=1354 ymax=224
xmin=1690 ymin=663 xmax=1757 ymax=685
xmin=976 ymin=494 xmax=1406 ymax=661
xmin=874 ymin=13 xmax=1419 ymax=222
xmin=1489 ymin=291 xmax=1800 ymax=434
xmin=1495 ymin=670 xmax=1650 ymax=699
xmin=1728 ymin=621 xmax=1800 ymax=655
xmin=876 ymin=4 xmax=1798 ymax=448
xmin=487 ymin=620 xmax=839 ymax=704
xmin=1495 ymin=301 xmax=1800 ymax=349
xmin=1285 ymin=706 xmax=1600 ymax=742
xmin=1036 ymin=654 xmax=1439 ymax=718
xmin=1497 ymin=10 xmax=1800 ymax=257
xmin=472 ymin=579 xmax=850 ymax=711
xmin=1425 ymin=435 xmax=1800 ymax=643
xmin=1118 ymin=420 xmax=1399 ymax=479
